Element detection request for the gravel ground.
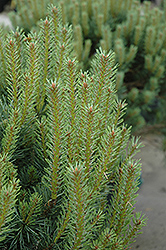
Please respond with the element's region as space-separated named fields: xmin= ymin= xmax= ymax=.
xmin=132 ymin=133 xmax=166 ymax=250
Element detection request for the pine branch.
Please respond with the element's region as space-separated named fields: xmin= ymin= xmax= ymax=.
xmin=67 ymin=163 xmax=105 ymax=249
xmin=47 ymin=80 xmax=64 ymax=200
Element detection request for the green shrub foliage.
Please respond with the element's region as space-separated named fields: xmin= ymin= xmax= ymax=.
xmin=0 ymin=6 xmax=146 ymax=250
xmin=8 ymin=0 xmax=166 ymax=129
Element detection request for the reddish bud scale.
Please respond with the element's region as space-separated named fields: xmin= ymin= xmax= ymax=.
xmin=111 ymin=130 xmax=115 ymax=136
xmin=123 ymin=127 xmax=127 ymax=132
xmin=136 ymin=220 xmax=141 ymax=225
xmin=81 ymin=73 xmax=84 ymax=78
xmin=52 ymin=82 xmax=56 ymax=90
xmin=108 ymin=88 xmax=113 ymax=93
xmin=52 ymin=7 xmax=57 ymax=12
xmin=83 ymin=82 xmax=87 ymax=88
xmin=74 ymin=167 xmax=80 ymax=174
xmin=15 ymin=32 xmax=19 ymax=37
xmin=45 ymin=19 xmax=48 ymax=25
xmin=9 ymin=40 xmax=13 ymax=46
xmin=95 ymin=246 xmax=98 ymax=249
xmin=68 ymin=59 xmax=71 ymax=64
xmin=24 ymin=37 xmax=32 ymax=42
xmin=89 ymin=106 xmax=93 ymax=113
xmin=11 ymin=126 xmax=13 ymax=131
xmin=30 ymin=42 xmax=35 ymax=48
xmin=62 ymin=28 xmax=67 ymax=34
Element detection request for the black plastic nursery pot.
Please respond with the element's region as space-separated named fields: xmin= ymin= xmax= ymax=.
xmin=0 ymin=0 xmax=10 ymax=13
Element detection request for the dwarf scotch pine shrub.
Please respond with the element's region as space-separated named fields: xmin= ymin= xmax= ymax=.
xmin=0 ymin=6 xmax=146 ymax=250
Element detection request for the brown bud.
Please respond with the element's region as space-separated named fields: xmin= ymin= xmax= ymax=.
xmin=108 ymin=88 xmax=113 ymax=93
xmin=123 ymin=127 xmax=127 ymax=132
xmin=9 ymin=40 xmax=13 ymax=45
xmin=136 ymin=220 xmax=141 ymax=225
xmin=62 ymin=27 xmax=67 ymax=34
xmin=52 ymin=7 xmax=57 ymax=12
xmin=45 ymin=19 xmax=48 ymax=25
xmin=111 ymin=130 xmax=115 ymax=136
xmin=81 ymin=73 xmax=84 ymax=78
xmin=30 ymin=42 xmax=35 ymax=48
xmin=89 ymin=106 xmax=93 ymax=113
xmin=24 ymin=37 xmax=32 ymax=42
xmin=83 ymin=82 xmax=87 ymax=88
xmin=52 ymin=82 xmax=56 ymax=89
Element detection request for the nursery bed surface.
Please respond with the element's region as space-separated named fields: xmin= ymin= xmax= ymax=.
xmin=132 ymin=133 xmax=166 ymax=250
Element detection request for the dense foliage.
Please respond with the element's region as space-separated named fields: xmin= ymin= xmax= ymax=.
xmin=0 ymin=6 xmax=146 ymax=250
